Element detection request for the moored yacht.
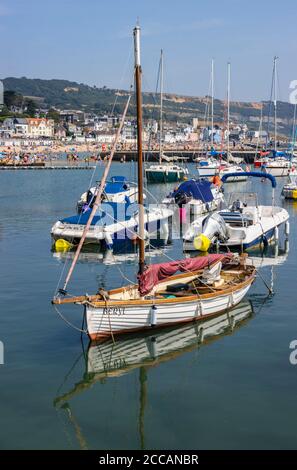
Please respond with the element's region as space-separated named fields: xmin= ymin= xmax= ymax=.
xmin=77 ymin=176 xmax=140 ymax=213
xmin=183 ymin=172 xmax=289 ymax=252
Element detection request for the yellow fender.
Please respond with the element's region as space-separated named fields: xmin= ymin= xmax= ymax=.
xmin=193 ymin=234 xmax=211 ymax=252
xmin=55 ymin=239 xmax=73 ymax=252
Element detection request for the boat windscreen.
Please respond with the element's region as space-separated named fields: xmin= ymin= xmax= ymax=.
xmin=228 ymin=192 xmax=258 ymax=207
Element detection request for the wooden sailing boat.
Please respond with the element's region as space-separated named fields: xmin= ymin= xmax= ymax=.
xmin=145 ymin=49 xmax=188 ymax=183
xmin=52 ymin=25 xmax=256 ymax=341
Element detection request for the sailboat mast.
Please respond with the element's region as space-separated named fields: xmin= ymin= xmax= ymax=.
xmin=227 ymin=62 xmax=231 ymax=160
xmin=211 ymin=59 xmax=214 ymax=147
xmin=159 ymin=49 xmax=164 ymax=163
xmin=134 ymin=25 xmax=145 ymax=275
xmin=273 ymin=56 xmax=278 ymax=152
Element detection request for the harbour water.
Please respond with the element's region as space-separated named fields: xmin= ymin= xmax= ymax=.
xmin=0 ymin=162 xmax=297 ymax=449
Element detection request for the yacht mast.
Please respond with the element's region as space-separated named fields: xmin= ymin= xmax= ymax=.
xmin=273 ymin=56 xmax=278 ymax=152
xmin=227 ymin=62 xmax=231 ymax=161
xmin=134 ymin=25 xmax=145 ymax=276
xmin=159 ymin=49 xmax=164 ymax=164
xmin=211 ymin=59 xmax=214 ymax=147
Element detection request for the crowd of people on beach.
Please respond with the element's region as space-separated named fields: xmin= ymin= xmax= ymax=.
xmin=0 ymin=139 xmax=273 ymax=166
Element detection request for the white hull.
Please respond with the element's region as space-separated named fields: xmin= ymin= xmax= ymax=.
xmin=222 ymin=209 xmax=289 ymax=247
xmin=282 ymin=186 xmax=297 ymax=199
xmin=264 ymin=165 xmax=290 ymax=177
xmin=51 ymin=207 xmax=173 ymax=245
xmin=197 ymin=166 xmax=219 ymax=177
xmin=87 ymin=300 xmax=253 ymax=376
xmin=219 ymin=166 xmax=248 ymax=182
xmin=183 ymin=206 xmax=289 ymax=251
xmin=220 ymin=174 xmax=247 ymax=182
xmin=85 ymin=283 xmax=251 ymax=340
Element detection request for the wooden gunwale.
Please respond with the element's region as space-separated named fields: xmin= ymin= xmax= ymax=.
xmin=53 ymin=265 xmax=255 ymax=307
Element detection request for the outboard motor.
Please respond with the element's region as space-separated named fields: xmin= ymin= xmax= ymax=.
xmin=174 ymin=191 xmax=192 ymax=208
xmin=194 ymin=212 xmax=229 ymax=251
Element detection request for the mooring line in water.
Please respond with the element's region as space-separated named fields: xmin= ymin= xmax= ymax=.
xmin=52 ymin=304 xmax=88 ymax=334
xmin=255 ymin=267 xmax=274 ymax=295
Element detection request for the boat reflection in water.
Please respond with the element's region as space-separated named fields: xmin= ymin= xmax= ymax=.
xmin=86 ymin=299 xmax=254 ymax=378
xmin=54 ymin=300 xmax=254 ymax=449
xmin=55 ymin=299 xmax=253 ymax=401
xmin=52 ymin=244 xmax=168 ymax=266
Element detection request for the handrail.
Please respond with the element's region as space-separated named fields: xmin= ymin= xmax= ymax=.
xmin=221 ymin=171 xmax=277 ymax=188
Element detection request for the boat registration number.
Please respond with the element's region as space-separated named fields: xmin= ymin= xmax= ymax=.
xmin=103 ymin=306 xmax=126 ymax=316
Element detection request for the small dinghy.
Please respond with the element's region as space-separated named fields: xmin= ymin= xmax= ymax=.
xmin=183 ymin=172 xmax=289 ymax=251
xmin=77 ymin=176 xmax=140 ymax=213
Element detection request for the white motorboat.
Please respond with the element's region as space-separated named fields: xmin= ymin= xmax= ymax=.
xmin=218 ymin=164 xmax=248 ymax=182
xmin=183 ymin=172 xmax=289 ymax=252
xmin=263 ymin=158 xmax=291 ymax=177
xmin=77 ymin=176 xmax=140 ymax=213
xmin=196 ymin=158 xmax=221 ymax=177
xmin=51 ymin=202 xmax=173 ymax=250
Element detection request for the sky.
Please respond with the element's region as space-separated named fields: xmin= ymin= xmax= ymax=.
xmin=1 ymin=0 xmax=297 ymax=102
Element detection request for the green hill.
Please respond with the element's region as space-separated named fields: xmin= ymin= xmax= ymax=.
xmin=2 ymin=76 xmax=295 ymax=136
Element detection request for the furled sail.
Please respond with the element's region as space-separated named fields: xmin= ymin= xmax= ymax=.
xmin=138 ymin=253 xmax=232 ymax=296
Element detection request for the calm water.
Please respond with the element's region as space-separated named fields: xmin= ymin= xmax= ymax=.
xmin=0 ymin=163 xmax=297 ymax=450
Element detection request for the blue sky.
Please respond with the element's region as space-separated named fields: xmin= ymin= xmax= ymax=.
xmin=1 ymin=0 xmax=297 ymax=102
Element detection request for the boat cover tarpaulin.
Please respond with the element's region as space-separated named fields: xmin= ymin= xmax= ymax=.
xmin=138 ymin=253 xmax=232 ymax=296
xmin=171 ymin=179 xmax=214 ymax=202
xmin=105 ymin=177 xmax=129 ymax=194
xmin=209 ymin=150 xmax=226 ymax=157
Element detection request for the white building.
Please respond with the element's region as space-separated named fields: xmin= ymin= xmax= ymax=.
xmin=26 ymin=118 xmax=55 ymax=137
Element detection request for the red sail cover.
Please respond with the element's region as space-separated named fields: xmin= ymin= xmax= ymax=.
xmin=138 ymin=254 xmax=232 ymax=296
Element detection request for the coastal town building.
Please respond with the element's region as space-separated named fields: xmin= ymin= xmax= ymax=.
xmin=27 ymin=118 xmax=54 ymax=137
xmin=0 ymin=117 xmax=54 ymax=138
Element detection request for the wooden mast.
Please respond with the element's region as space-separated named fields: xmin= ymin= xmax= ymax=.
xmin=134 ymin=25 xmax=145 ymax=276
